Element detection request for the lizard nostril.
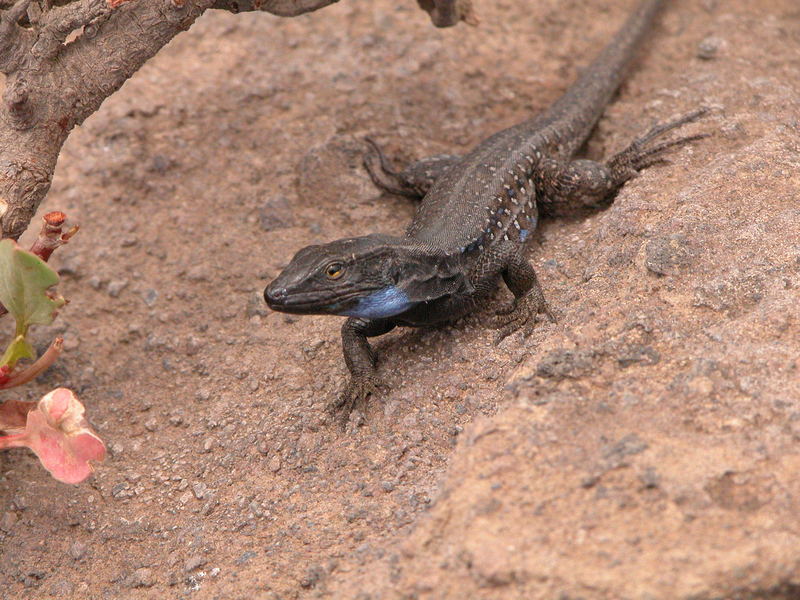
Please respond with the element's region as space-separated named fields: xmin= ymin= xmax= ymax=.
xmin=264 ymin=285 xmax=288 ymax=305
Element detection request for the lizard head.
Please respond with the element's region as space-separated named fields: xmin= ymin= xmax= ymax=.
xmin=264 ymin=234 xmax=468 ymax=319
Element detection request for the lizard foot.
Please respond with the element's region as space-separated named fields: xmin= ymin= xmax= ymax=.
xmin=609 ymin=107 xmax=710 ymax=177
xmin=363 ymin=137 xmax=419 ymax=198
xmin=493 ymin=291 xmax=555 ymax=344
xmin=363 ymin=137 xmax=461 ymax=199
xmin=329 ymin=375 xmax=383 ymax=427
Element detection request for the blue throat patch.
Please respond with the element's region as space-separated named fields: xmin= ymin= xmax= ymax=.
xmin=341 ymin=286 xmax=414 ymax=319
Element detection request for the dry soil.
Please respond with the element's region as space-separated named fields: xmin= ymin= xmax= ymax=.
xmin=1 ymin=1 xmax=799 ymax=599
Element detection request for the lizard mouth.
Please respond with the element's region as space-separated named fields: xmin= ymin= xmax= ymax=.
xmin=263 ymin=284 xmax=372 ymax=316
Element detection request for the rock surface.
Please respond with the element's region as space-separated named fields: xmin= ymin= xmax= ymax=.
xmin=1 ymin=1 xmax=798 ymax=599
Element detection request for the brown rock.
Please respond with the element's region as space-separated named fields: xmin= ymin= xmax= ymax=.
xmin=328 ymin=62 xmax=800 ymax=598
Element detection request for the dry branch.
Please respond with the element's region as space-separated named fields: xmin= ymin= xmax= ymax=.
xmin=417 ymin=0 xmax=476 ymax=27
xmin=0 ymin=0 xmax=471 ymax=240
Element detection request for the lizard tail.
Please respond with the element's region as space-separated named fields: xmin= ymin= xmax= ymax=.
xmin=542 ymin=0 xmax=666 ymax=155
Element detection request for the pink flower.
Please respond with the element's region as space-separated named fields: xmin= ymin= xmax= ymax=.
xmin=0 ymin=388 xmax=106 ymax=484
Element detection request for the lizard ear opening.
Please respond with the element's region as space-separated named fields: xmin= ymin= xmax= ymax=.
xmin=390 ymin=264 xmax=402 ymax=285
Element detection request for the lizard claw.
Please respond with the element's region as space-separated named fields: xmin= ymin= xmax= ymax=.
xmin=493 ymin=292 xmax=555 ymax=344
xmin=608 ymin=107 xmax=711 ymax=177
xmin=330 ymin=374 xmax=384 ymax=428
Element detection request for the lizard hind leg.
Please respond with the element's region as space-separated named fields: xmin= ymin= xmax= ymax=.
xmin=363 ymin=137 xmax=461 ymax=199
xmin=537 ymin=107 xmax=710 ymax=216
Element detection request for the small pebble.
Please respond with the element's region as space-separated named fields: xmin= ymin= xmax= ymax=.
xmin=111 ymin=483 xmax=132 ymax=499
xmin=201 ymin=497 xmax=218 ymax=516
xmin=143 ymin=289 xmax=158 ymax=306
xmin=246 ymin=291 xmax=270 ymax=317
xmin=249 ymin=501 xmax=264 ymax=518
xmin=107 ymin=280 xmax=129 ymax=298
xmin=259 ymin=195 xmax=294 ymax=231
xmin=150 ymin=154 xmax=173 ymax=173
xmin=185 ymin=336 xmax=202 ymax=356
xmin=235 ymin=551 xmax=257 ymax=565
xmin=50 ymin=579 xmax=74 ymax=596
xmin=269 ymin=456 xmax=281 ymax=472
xmin=192 ymin=482 xmax=208 ymax=500
xmin=69 ymin=542 xmax=87 ymax=561
xmin=125 ymin=567 xmax=155 ymax=588
xmin=1 ymin=511 xmax=18 ymax=531
xmin=697 ymin=36 xmax=722 ymax=60
xmin=185 ymin=266 xmax=209 ymax=282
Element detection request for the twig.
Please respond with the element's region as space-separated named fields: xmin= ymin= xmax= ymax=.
xmin=210 ymin=0 xmax=339 ymax=16
xmin=0 ymin=0 xmax=35 ymax=74
xmin=0 ymin=212 xmax=76 ymax=319
xmin=29 ymin=211 xmax=79 ymax=262
xmin=0 ymin=337 xmax=63 ymax=389
xmin=35 ymin=0 xmax=110 ymax=60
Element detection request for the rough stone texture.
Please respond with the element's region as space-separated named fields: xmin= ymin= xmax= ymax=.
xmin=1 ymin=1 xmax=798 ymax=599
xmin=325 ymin=4 xmax=800 ymax=596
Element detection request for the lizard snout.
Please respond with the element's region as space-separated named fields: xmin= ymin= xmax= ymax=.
xmin=264 ymin=283 xmax=288 ymax=308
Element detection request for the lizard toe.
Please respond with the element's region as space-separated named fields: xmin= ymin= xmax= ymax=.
xmin=332 ymin=374 xmax=382 ymax=424
xmin=494 ymin=301 xmax=517 ymax=316
xmin=493 ymin=292 xmax=555 ymax=343
xmin=494 ymin=319 xmax=524 ymax=345
xmin=609 ymin=108 xmax=710 ymax=178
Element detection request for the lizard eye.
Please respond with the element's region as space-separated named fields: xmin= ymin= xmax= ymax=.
xmin=325 ymin=263 xmax=345 ymax=280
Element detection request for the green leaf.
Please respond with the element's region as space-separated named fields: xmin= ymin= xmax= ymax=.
xmin=0 ymin=335 xmax=34 ymax=369
xmin=0 ymin=239 xmax=65 ymax=364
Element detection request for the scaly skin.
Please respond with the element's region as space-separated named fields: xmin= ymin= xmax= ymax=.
xmin=265 ymin=0 xmax=708 ymax=421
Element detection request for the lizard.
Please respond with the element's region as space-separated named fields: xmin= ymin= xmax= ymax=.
xmin=264 ymin=0 xmax=707 ymax=418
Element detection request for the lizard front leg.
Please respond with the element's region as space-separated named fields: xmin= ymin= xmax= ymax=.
xmin=363 ymin=137 xmax=461 ymax=199
xmin=335 ymin=317 xmax=396 ymax=418
xmin=538 ymin=108 xmax=709 ymax=216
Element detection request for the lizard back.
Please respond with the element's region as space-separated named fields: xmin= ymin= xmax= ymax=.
xmin=407 ymin=0 xmax=664 ymax=253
